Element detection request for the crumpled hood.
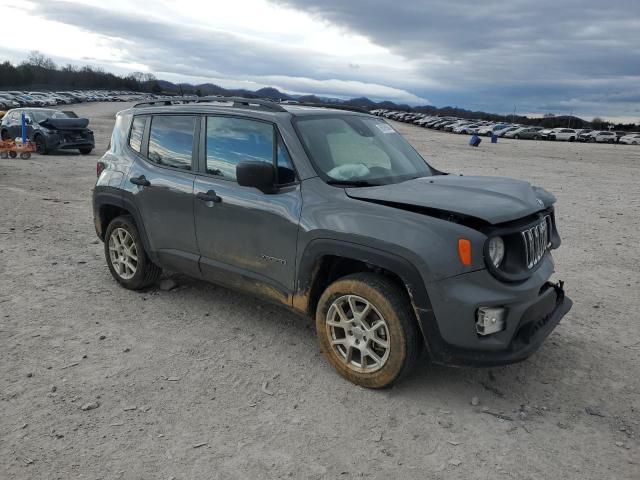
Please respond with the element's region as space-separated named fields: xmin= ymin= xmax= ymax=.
xmin=39 ymin=117 xmax=89 ymax=131
xmin=346 ymin=175 xmax=556 ymax=225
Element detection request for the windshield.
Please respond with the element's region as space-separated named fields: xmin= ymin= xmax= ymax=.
xmin=30 ymin=109 xmax=71 ymax=122
xmin=295 ymin=115 xmax=433 ymax=185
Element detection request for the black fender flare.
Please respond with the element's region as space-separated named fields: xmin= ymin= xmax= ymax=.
xmin=294 ymin=238 xmax=439 ymax=347
xmin=93 ymin=187 xmax=159 ymax=264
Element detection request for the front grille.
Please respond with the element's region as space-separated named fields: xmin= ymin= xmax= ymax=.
xmin=521 ymin=216 xmax=552 ymax=269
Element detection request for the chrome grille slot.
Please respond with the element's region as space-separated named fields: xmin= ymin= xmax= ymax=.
xmin=521 ymin=216 xmax=551 ymax=269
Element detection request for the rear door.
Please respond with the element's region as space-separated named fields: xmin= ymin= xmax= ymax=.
xmin=193 ymin=115 xmax=301 ymax=304
xmin=124 ymin=114 xmax=200 ymax=275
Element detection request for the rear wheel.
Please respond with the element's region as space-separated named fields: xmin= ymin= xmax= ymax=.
xmin=589 ymin=137 xmax=596 ymax=143
xmin=514 ymin=134 xmax=520 ymax=139
xmin=104 ymin=215 xmax=161 ymax=290
xmin=609 ymin=139 xmax=615 ymax=144
xmin=315 ymin=273 xmax=421 ymax=388
xmin=533 ymin=135 xmax=539 ymax=140
xmin=569 ymin=137 xmax=575 ymax=142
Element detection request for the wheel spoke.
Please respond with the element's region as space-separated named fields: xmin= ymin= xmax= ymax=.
xmin=347 ymin=296 xmax=359 ymax=316
xmin=325 ymin=294 xmax=390 ymax=373
xmin=344 ymin=345 xmax=354 ymax=364
xmin=367 ymin=319 xmax=384 ymax=334
xmin=370 ymin=335 xmax=389 ymax=349
xmin=364 ymin=347 xmax=382 ymax=366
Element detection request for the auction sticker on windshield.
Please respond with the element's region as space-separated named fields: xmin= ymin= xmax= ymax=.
xmin=376 ymin=123 xmax=395 ymax=134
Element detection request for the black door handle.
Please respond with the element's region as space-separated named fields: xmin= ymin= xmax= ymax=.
xmin=130 ymin=175 xmax=150 ymax=187
xmin=196 ymin=190 xmax=222 ymax=203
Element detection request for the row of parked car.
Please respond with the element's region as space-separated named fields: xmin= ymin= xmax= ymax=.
xmin=0 ymin=90 xmax=154 ymax=110
xmin=371 ymin=110 xmax=640 ymax=146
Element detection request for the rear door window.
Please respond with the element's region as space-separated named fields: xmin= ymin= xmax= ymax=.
xmin=147 ymin=115 xmax=196 ymax=170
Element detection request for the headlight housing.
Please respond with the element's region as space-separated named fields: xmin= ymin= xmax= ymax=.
xmin=487 ymin=236 xmax=505 ymax=268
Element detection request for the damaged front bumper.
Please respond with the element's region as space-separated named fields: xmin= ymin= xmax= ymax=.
xmin=416 ymin=257 xmax=573 ymax=367
xmin=45 ymin=131 xmax=95 ymax=150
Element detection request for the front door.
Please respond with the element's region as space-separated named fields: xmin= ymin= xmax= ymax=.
xmin=193 ymin=115 xmax=301 ymax=305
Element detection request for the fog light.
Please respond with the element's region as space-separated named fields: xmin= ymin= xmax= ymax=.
xmin=476 ymin=307 xmax=506 ymax=336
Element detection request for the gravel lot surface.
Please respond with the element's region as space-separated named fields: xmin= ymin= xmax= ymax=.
xmin=1 ymin=102 xmax=638 ymax=479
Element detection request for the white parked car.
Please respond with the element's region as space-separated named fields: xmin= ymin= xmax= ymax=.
xmin=619 ymin=133 xmax=640 ymax=145
xmin=494 ymin=126 xmax=520 ymax=137
xmin=589 ymin=131 xmax=617 ymax=143
xmin=548 ymin=128 xmax=578 ymax=142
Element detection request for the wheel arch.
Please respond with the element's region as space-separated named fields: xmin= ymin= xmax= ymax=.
xmin=294 ymin=239 xmax=436 ymax=345
xmin=93 ymin=188 xmax=158 ymax=263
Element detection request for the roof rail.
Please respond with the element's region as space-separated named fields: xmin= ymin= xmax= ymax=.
xmin=132 ymin=95 xmax=287 ymax=112
xmin=292 ymin=102 xmax=372 ymax=115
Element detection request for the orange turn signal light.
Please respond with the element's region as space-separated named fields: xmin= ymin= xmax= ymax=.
xmin=458 ymin=239 xmax=472 ymax=266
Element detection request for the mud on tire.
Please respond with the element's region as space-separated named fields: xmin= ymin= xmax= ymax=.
xmin=315 ymin=272 xmax=421 ymax=388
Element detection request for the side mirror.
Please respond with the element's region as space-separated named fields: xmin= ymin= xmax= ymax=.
xmin=236 ymin=161 xmax=276 ymax=193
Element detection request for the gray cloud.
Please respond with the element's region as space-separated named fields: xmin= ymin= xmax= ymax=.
xmin=21 ymin=0 xmax=428 ymax=103
xmin=272 ymin=0 xmax=640 ymax=118
xmin=13 ymin=0 xmax=640 ymax=119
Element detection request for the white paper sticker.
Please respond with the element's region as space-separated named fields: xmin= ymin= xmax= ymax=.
xmin=376 ymin=123 xmax=395 ymax=134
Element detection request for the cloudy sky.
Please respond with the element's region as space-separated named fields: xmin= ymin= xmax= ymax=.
xmin=1 ymin=0 xmax=638 ymax=121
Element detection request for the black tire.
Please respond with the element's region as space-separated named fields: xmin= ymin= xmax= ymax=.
xmin=569 ymin=137 xmax=575 ymax=142
xmin=315 ymin=272 xmax=421 ymax=388
xmin=8 ymin=151 xmax=17 ymax=158
xmin=514 ymin=134 xmax=520 ymax=139
xmin=104 ymin=215 xmax=161 ymax=290
xmin=0 ymin=129 xmax=9 ymax=141
xmin=34 ymin=134 xmax=47 ymax=155
xmin=632 ymin=141 xmax=638 ymax=145
xmin=549 ymin=135 xmax=556 ymax=141
xmin=609 ymin=139 xmax=614 ymax=144
xmin=533 ymin=135 xmax=539 ymax=140
xmin=20 ymin=152 xmax=30 ymax=159
xmin=79 ymin=147 xmax=93 ymax=155
xmin=589 ymin=137 xmax=596 ymax=143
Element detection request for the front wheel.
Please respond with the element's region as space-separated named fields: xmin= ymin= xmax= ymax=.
xmin=34 ymin=134 xmax=48 ymax=155
xmin=104 ymin=215 xmax=162 ymax=290
xmin=315 ymin=273 xmax=421 ymax=388
xmin=589 ymin=137 xmax=596 ymax=143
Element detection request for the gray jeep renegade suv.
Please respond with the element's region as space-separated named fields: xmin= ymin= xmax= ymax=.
xmin=93 ymin=97 xmax=572 ymax=388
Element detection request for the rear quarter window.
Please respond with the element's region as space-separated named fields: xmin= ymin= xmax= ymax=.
xmin=129 ymin=116 xmax=146 ymax=153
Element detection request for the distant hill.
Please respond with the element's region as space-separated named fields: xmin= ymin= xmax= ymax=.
xmin=143 ymin=80 xmax=632 ymax=129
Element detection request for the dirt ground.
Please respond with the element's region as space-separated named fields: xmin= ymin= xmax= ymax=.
xmin=1 ymin=102 xmax=638 ymax=479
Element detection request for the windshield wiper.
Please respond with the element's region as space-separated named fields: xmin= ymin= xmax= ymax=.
xmin=326 ymin=179 xmax=381 ymax=187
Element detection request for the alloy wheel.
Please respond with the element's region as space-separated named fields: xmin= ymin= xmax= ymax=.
xmin=108 ymin=228 xmax=138 ymax=280
xmin=325 ymin=295 xmax=390 ymax=372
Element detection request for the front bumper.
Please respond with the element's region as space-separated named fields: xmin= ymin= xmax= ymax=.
xmin=416 ymin=257 xmax=572 ymax=367
xmin=44 ymin=132 xmax=95 ymax=151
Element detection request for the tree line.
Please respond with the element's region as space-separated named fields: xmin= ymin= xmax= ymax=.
xmin=0 ymin=51 xmax=161 ymax=92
